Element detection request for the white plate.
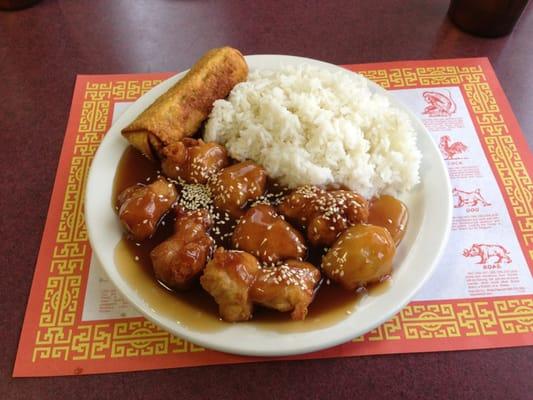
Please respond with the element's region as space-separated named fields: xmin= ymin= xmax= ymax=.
xmin=85 ymin=55 xmax=452 ymax=356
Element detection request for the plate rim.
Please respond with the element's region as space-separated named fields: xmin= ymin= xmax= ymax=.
xmin=85 ymin=54 xmax=453 ymax=356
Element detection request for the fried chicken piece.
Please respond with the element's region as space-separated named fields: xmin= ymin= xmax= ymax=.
xmin=232 ymin=204 xmax=306 ymax=264
xmin=322 ymin=224 xmax=395 ymax=290
xmin=251 ymin=260 xmax=321 ymax=320
xmin=117 ymin=177 xmax=178 ymax=241
xmin=150 ymin=209 xmax=214 ymax=290
xmin=277 ymin=185 xmax=323 ymax=224
xmin=368 ymin=195 xmax=409 ymax=246
xmin=200 ymin=248 xmax=260 ymax=322
xmin=278 ymin=185 xmax=369 ymax=247
xmin=160 ymin=138 xmax=229 ymax=184
xmin=209 ymin=161 xmax=267 ymax=218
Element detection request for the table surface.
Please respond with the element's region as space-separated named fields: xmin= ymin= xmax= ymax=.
xmin=1 ymin=0 xmax=532 ymax=399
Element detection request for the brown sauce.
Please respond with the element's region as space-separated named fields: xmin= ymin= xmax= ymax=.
xmin=113 ymin=146 xmax=393 ymax=333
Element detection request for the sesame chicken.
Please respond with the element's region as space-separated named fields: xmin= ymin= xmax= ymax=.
xmin=251 ymin=260 xmax=320 ymax=320
xmin=278 ymin=185 xmax=369 ymax=247
xmin=150 ymin=208 xmax=214 ymax=289
xmin=117 ymin=177 xmax=178 ymax=241
xmin=368 ymin=195 xmax=409 ymax=246
xmin=161 ymin=138 xmax=228 ymax=184
xmin=209 ymin=161 xmax=267 ymax=218
xmin=322 ymin=224 xmax=395 ymax=290
xmin=232 ymin=204 xmax=307 ymax=264
xmin=200 ymin=248 xmax=260 ymax=322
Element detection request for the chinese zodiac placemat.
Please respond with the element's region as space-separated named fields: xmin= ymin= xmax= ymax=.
xmin=14 ymin=58 xmax=533 ymax=376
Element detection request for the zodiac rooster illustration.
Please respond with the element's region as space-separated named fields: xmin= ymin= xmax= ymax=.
xmin=439 ymin=135 xmax=467 ymax=160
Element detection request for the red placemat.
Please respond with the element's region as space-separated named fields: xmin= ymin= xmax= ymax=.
xmin=13 ymin=58 xmax=533 ymax=377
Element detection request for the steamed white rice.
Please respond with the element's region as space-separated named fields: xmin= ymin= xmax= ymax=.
xmin=204 ymin=65 xmax=421 ymax=198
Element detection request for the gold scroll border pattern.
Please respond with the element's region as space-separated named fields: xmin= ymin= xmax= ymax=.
xmin=32 ymin=68 xmax=533 ymax=363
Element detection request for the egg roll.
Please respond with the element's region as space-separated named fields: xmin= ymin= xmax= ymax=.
xmin=122 ymin=46 xmax=248 ymax=159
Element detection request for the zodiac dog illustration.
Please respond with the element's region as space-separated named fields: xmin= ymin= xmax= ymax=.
xmin=453 ymin=188 xmax=491 ymax=208
xmin=463 ymin=243 xmax=512 ymax=264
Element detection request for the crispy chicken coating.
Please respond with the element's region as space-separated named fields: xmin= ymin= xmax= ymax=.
xmin=209 ymin=161 xmax=267 ymax=218
xmin=160 ymin=138 xmax=228 ymax=184
xmin=117 ymin=177 xmax=178 ymax=241
xmin=278 ymin=185 xmax=369 ymax=246
xmin=322 ymin=224 xmax=395 ymax=289
xmin=150 ymin=209 xmax=214 ymax=290
xmin=251 ymin=260 xmax=321 ymax=320
xmin=200 ymin=248 xmax=260 ymax=322
xmin=232 ymin=204 xmax=306 ymax=263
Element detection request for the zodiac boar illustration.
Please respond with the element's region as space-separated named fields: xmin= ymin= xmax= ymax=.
xmin=463 ymin=243 xmax=512 ymax=264
xmin=453 ymin=188 xmax=491 ymax=208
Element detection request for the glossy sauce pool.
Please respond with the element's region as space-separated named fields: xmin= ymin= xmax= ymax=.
xmin=113 ymin=146 xmax=393 ymax=333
